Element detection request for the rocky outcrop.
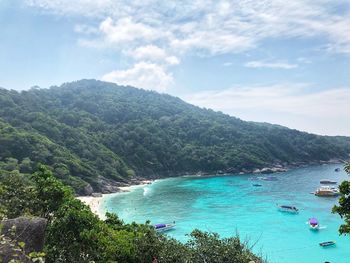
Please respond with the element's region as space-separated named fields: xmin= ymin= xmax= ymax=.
xmin=83 ymin=184 xmax=94 ymax=196
xmin=92 ymin=192 xmax=103 ymax=197
xmin=0 ymin=217 xmax=47 ymax=263
xmin=253 ymin=167 xmax=288 ymax=174
xmin=97 ymin=176 xmax=129 ymax=194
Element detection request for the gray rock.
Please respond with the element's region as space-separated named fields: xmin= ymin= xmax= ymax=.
xmin=97 ymin=176 xmax=128 ymax=193
xmin=83 ymin=183 xmax=94 ymax=195
xmin=0 ymin=217 xmax=47 ymax=262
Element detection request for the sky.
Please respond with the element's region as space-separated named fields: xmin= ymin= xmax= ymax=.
xmin=1 ymin=0 xmax=350 ymax=136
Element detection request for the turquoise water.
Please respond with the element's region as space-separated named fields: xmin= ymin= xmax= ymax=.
xmin=102 ymin=164 xmax=350 ymax=263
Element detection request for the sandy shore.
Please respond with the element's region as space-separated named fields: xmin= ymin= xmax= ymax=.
xmin=77 ymin=180 xmax=154 ymax=219
xmin=77 ymin=195 xmax=104 ymax=217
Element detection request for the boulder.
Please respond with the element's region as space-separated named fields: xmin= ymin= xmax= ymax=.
xmin=83 ymin=183 xmax=94 ymax=195
xmin=97 ymin=176 xmax=126 ymax=193
xmin=0 ymin=217 xmax=47 ymax=263
xmin=260 ymin=168 xmax=273 ymax=174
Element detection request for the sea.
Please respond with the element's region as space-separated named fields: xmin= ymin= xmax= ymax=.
xmin=101 ymin=164 xmax=350 ymax=263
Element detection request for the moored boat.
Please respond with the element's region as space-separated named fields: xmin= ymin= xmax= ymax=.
xmin=319 ymin=241 xmax=335 ymax=247
xmin=252 ymin=183 xmax=262 ymax=187
xmin=320 ymin=179 xmax=337 ymax=185
xmin=308 ymin=217 xmax=319 ymax=230
xmin=314 ymin=186 xmax=339 ymax=197
xmin=154 ymin=222 xmax=176 ymax=232
xmin=277 ymin=205 xmax=298 ymax=213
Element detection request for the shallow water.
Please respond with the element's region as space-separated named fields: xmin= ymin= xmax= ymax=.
xmin=102 ymin=164 xmax=350 ymax=263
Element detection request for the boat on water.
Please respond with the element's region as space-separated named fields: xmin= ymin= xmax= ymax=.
xmin=308 ymin=218 xmax=319 ymax=230
xmin=335 ymin=168 xmax=340 ymax=172
xmin=252 ymin=183 xmax=262 ymax=187
xmin=153 ymin=222 xmax=176 ymax=232
xmin=319 ymin=241 xmax=336 ymax=247
xmin=277 ymin=205 xmax=298 ymax=213
xmin=320 ymin=179 xmax=337 ymax=185
xmin=314 ymin=186 xmax=340 ymax=197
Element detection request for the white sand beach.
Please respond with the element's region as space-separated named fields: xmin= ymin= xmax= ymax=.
xmin=77 ymin=180 xmax=154 ymax=219
xmin=77 ymin=195 xmax=104 ymax=218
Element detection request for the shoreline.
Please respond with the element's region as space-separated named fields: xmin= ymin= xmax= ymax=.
xmin=77 ymin=195 xmax=104 ymax=218
xmin=77 ymin=179 xmax=154 ymax=218
xmin=78 ymin=162 xmax=345 ymax=217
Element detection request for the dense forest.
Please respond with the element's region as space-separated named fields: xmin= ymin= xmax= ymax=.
xmin=0 ymin=79 xmax=350 ymax=194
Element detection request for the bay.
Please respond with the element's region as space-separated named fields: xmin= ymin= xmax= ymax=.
xmin=102 ymin=164 xmax=350 ymax=263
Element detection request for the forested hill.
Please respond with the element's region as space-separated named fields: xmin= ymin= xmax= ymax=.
xmin=1 ymin=79 xmax=350 ymax=194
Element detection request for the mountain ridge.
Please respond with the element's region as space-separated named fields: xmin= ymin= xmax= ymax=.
xmin=0 ymin=79 xmax=349 ymax=194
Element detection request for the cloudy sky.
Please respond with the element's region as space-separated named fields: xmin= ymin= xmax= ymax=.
xmin=1 ymin=0 xmax=350 ymax=136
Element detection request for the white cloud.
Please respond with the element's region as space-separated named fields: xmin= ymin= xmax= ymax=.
xmin=245 ymin=61 xmax=298 ymax=69
xmin=24 ymin=0 xmax=116 ymax=17
xmin=183 ymin=84 xmax=350 ymax=135
xmin=101 ymin=62 xmax=173 ymax=92
xmin=165 ymin=56 xmax=180 ymax=65
xmin=25 ymin=0 xmax=350 ymax=55
xmin=127 ymin=45 xmax=180 ymax=65
xmin=99 ymin=17 xmax=161 ymax=44
xmin=130 ymin=45 xmax=167 ymax=60
xmin=170 ymin=30 xmax=255 ymax=55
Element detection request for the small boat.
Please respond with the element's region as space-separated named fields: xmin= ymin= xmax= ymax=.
xmin=308 ymin=217 xmax=319 ymax=230
xmin=314 ymin=186 xmax=340 ymax=197
xmin=252 ymin=183 xmax=262 ymax=187
xmin=335 ymin=168 xmax=340 ymax=172
xmin=277 ymin=205 xmax=298 ymax=213
xmin=154 ymin=222 xmax=176 ymax=232
xmin=319 ymin=241 xmax=335 ymax=247
xmin=320 ymin=179 xmax=337 ymax=185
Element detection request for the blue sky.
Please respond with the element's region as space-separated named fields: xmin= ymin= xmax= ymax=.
xmin=1 ymin=0 xmax=350 ymax=136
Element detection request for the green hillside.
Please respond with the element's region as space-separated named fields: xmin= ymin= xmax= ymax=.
xmin=0 ymin=80 xmax=349 ymax=194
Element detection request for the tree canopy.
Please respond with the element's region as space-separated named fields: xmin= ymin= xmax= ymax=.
xmin=1 ymin=80 xmax=350 ymax=193
xmin=333 ymin=162 xmax=350 ymax=235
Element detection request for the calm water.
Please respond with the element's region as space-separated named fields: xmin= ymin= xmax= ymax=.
xmin=102 ymin=164 xmax=350 ymax=263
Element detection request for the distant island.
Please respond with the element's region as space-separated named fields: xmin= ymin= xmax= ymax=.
xmin=1 ymin=79 xmax=350 ymax=195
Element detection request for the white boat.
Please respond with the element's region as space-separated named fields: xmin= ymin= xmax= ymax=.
xmin=320 ymin=179 xmax=337 ymax=185
xmin=154 ymin=222 xmax=176 ymax=232
xmin=319 ymin=241 xmax=336 ymax=247
xmin=314 ymin=186 xmax=339 ymax=197
xmin=277 ymin=204 xmax=299 ymax=213
xmin=309 ymin=218 xmax=319 ymax=230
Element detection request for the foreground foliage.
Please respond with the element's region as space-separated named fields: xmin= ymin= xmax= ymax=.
xmin=1 ymin=80 xmax=350 ymax=193
xmin=333 ymin=162 xmax=350 ymax=235
xmin=0 ymin=166 xmax=264 ymax=262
